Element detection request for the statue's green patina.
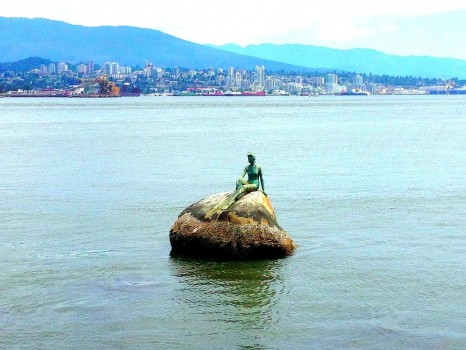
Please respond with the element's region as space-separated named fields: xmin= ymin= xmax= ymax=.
xmin=205 ymin=152 xmax=265 ymax=220
xmin=236 ymin=152 xmax=265 ymax=196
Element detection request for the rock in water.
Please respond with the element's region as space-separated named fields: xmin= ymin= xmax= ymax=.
xmin=169 ymin=191 xmax=296 ymax=259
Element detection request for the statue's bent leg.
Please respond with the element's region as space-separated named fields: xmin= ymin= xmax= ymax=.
xmin=204 ymin=192 xmax=234 ymax=220
xmin=236 ymin=179 xmax=247 ymax=190
xmin=205 ymin=181 xmax=246 ymax=219
xmin=205 ymin=183 xmax=259 ymax=220
xmin=219 ymin=183 xmax=258 ymax=210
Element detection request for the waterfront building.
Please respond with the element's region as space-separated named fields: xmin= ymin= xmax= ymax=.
xmin=283 ymin=82 xmax=304 ymax=95
xmin=367 ymin=83 xmax=383 ymax=95
xmin=265 ymin=77 xmax=283 ymax=90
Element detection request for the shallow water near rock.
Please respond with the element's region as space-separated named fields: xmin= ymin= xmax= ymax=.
xmin=1 ymin=96 xmax=465 ymax=349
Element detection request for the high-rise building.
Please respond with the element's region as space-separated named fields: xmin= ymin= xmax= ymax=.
xmin=325 ymin=73 xmax=338 ymax=93
xmin=103 ymin=62 xmax=112 ymax=75
xmin=310 ymin=76 xmax=324 ymax=88
xmin=87 ymin=61 xmax=94 ymax=75
xmin=57 ymin=62 xmax=68 ymax=74
xmin=77 ymin=64 xmax=87 ymax=75
xmin=325 ymin=73 xmax=338 ymax=85
xmin=234 ymin=71 xmax=242 ymax=88
xmin=120 ymin=66 xmax=132 ymax=74
xmin=40 ymin=64 xmax=47 ymax=76
xmin=353 ymin=74 xmax=363 ymax=85
xmin=111 ymin=62 xmax=120 ymax=75
xmin=48 ymin=63 xmax=56 ymax=75
xmin=255 ymin=66 xmax=265 ymax=90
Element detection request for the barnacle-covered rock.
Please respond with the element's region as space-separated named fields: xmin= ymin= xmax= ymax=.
xmin=169 ymin=191 xmax=296 ymax=259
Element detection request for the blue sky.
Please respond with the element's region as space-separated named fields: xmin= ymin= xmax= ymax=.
xmin=3 ymin=0 xmax=466 ymax=60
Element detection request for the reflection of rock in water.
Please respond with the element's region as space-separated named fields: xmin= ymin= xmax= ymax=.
xmin=169 ymin=255 xmax=286 ymax=343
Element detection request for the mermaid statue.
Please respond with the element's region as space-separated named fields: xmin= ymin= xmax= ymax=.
xmin=205 ymin=152 xmax=265 ymax=220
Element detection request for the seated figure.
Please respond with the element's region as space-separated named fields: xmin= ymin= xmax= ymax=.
xmin=205 ymin=152 xmax=265 ymax=220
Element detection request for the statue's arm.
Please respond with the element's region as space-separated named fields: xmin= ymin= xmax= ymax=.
xmin=238 ymin=167 xmax=247 ymax=181
xmin=259 ymin=167 xmax=264 ymax=191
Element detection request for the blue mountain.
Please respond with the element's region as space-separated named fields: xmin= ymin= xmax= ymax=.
xmin=2 ymin=16 xmax=466 ymax=78
xmin=211 ymin=44 xmax=466 ymax=79
xmin=0 ymin=17 xmax=311 ymax=71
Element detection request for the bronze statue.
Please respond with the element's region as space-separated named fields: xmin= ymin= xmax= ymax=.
xmin=205 ymin=152 xmax=265 ymax=220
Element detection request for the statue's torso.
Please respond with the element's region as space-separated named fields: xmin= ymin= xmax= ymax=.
xmin=245 ymin=164 xmax=261 ymax=185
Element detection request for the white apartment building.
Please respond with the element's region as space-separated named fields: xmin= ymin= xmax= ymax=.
xmin=255 ymin=65 xmax=265 ymax=90
xmin=57 ymin=62 xmax=68 ymax=74
xmin=325 ymin=73 xmax=339 ymax=93
xmin=77 ymin=64 xmax=87 ymax=75
xmin=48 ymin=63 xmax=56 ymax=75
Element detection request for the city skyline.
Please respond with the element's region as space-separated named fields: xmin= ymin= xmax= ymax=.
xmin=2 ymin=1 xmax=466 ymax=60
xmin=4 ymin=56 xmax=464 ymax=97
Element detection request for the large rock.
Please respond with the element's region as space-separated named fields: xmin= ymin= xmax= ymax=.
xmin=169 ymin=191 xmax=296 ymax=259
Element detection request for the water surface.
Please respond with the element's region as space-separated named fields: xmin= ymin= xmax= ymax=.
xmin=1 ymin=96 xmax=465 ymax=349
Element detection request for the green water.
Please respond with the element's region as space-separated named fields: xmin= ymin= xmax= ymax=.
xmin=1 ymin=96 xmax=465 ymax=349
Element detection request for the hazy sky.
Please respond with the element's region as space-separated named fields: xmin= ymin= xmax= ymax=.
xmin=3 ymin=0 xmax=466 ymax=59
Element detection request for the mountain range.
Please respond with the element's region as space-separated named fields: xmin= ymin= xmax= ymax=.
xmin=211 ymin=44 xmax=466 ymax=79
xmin=0 ymin=17 xmax=309 ymax=72
xmin=1 ymin=16 xmax=466 ymax=79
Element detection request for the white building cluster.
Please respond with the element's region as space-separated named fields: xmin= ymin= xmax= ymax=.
xmin=102 ymin=62 xmax=132 ymax=76
xmin=222 ymin=65 xmax=266 ymax=91
xmin=36 ymin=60 xmax=134 ymax=78
xmin=26 ymin=59 xmax=390 ymax=95
xmin=38 ymin=61 xmax=95 ymax=76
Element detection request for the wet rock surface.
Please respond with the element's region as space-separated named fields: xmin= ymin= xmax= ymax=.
xmin=169 ymin=191 xmax=296 ymax=259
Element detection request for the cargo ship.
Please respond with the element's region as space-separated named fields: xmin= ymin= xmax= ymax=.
xmin=119 ymin=83 xmax=141 ymax=97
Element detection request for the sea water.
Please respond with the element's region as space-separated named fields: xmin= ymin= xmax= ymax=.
xmin=1 ymin=96 xmax=465 ymax=349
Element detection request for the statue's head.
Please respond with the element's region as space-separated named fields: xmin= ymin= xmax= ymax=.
xmin=247 ymin=152 xmax=256 ymax=163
